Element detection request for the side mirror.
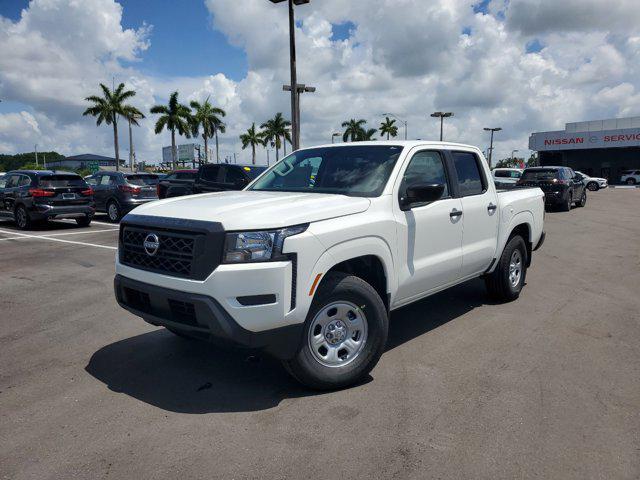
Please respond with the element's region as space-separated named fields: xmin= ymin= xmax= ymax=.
xmin=400 ymin=183 xmax=445 ymax=211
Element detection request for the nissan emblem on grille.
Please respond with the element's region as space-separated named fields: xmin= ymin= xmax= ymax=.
xmin=143 ymin=233 xmax=160 ymax=256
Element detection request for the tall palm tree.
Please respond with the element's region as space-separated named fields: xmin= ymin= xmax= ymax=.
xmin=261 ymin=113 xmax=291 ymax=161
xmin=359 ymin=128 xmax=378 ymax=141
xmin=239 ymin=123 xmax=265 ymax=165
xmin=190 ymin=97 xmax=226 ymax=164
xmin=379 ymin=116 xmax=398 ymax=140
xmin=122 ymin=105 xmax=145 ymax=171
xmin=83 ymin=83 xmax=138 ymax=171
xmin=150 ymin=91 xmax=192 ymax=170
xmin=211 ymin=115 xmax=226 ymax=163
xmin=341 ymin=118 xmax=367 ymax=142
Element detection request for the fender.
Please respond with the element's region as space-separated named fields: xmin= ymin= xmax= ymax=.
xmin=489 ymin=210 xmax=535 ymax=273
xmin=306 ymin=235 xmax=397 ymax=304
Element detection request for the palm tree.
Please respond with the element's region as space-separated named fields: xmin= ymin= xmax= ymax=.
xmin=341 ymin=118 xmax=367 ymax=142
xmin=261 ymin=113 xmax=291 ymax=161
xmin=150 ymin=91 xmax=192 ymax=169
xmin=211 ymin=115 xmax=226 ymax=163
xmin=379 ymin=116 xmax=398 ymax=140
xmin=122 ymin=105 xmax=145 ymax=171
xmin=83 ymin=83 xmax=138 ymax=171
xmin=359 ymin=128 xmax=378 ymax=141
xmin=190 ymin=97 xmax=226 ymax=164
xmin=239 ymin=123 xmax=265 ymax=165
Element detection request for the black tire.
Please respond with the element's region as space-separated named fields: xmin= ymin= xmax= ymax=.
xmin=284 ymin=272 xmax=388 ymax=390
xmin=485 ymin=235 xmax=528 ymax=302
xmin=626 ymin=178 xmax=637 ymax=185
xmin=576 ymin=189 xmax=587 ymax=207
xmin=106 ymin=200 xmax=121 ymax=223
xmin=586 ymin=182 xmax=599 ymax=191
xmin=75 ymin=215 xmax=92 ymax=227
xmin=14 ymin=205 xmax=32 ymax=230
xmin=560 ymin=192 xmax=572 ymax=211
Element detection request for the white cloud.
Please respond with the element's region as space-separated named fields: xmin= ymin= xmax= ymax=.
xmin=0 ymin=0 xmax=639 ymax=166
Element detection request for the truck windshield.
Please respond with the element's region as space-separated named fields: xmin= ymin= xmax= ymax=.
xmin=249 ymin=145 xmax=403 ymax=197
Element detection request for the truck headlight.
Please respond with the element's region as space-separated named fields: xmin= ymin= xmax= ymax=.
xmin=222 ymin=224 xmax=308 ymax=263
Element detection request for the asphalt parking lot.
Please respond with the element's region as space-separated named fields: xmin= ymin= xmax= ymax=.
xmin=1 ymin=190 xmax=639 ymax=480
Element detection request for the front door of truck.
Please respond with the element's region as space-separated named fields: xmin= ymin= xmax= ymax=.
xmin=393 ymin=149 xmax=463 ymax=304
xmin=450 ymin=150 xmax=499 ymax=278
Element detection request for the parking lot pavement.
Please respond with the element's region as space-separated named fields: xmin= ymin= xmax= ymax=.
xmin=1 ymin=189 xmax=639 ymax=480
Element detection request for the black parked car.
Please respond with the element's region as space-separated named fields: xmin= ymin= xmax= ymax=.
xmin=0 ymin=170 xmax=95 ymax=229
xmin=85 ymin=172 xmax=159 ymax=222
xmin=517 ymin=166 xmax=586 ymax=211
xmin=156 ymin=169 xmax=198 ymax=199
xmin=192 ymin=164 xmax=267 ymax=194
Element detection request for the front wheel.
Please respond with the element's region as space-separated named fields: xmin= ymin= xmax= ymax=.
xmin=75 ymin=214 xmax=92 ymax=227
xmin=576 ymin=190 xmax=587 ymax=207
xmin=106 ymin=200 xmax=121 ymax=223
xmin=485 ymin=235 xmax=528 ymax=302
xmin=587 ymin=182 xmax=599 ymax=191
xmin=627 ymin=178 xmax=637 ymax=185
xmin=284 ymin=273 xmax=388 ymax=390
xmin=14 ymin=205 xmax=32 ymax=230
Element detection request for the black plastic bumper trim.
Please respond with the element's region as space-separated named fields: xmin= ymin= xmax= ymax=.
xmin=114 ymin=274 xmax=303 ymax=360
xmin=534 ymin=231 xmax=546 ymax=251
xmin=237 ymin=294 xmax=277 ymax=306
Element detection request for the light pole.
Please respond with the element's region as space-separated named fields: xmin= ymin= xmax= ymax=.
xmin=331 ymin=132 xmax=341 ymax=143
xmin=128 ymin=113 xmax=143 ymax=171
xmin=484 ymin=127 xmax=502 ymax=168
xmin=511 ymin=149 xmax=519 ymax=165
xmin=269 ymin=0 xmax=310 ymax=151
xmin=430 ymin=112 xmax=453 ymax=141
xmin=283 ymin=83 xmax=315 ymax=149
xmin=381 ymin=113 xmax=407 ymax=139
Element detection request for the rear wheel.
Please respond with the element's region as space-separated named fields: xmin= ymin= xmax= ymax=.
xmin=106 ymin=200 xmax=121 ymax=223
xmin=14 ymin=205 xmax=32 ymax=230
xmin=627 ymin=178 xmax=637 ymax=185
xmin=561 ymin=192 xmax=572 ymax=211
xmin=75 ymin=214 xmax=92 ymax=227
xmin=284 ymin=273 xmax=388 ymax=390
xmin=485 ymin=235 xmax=528 ymax=302
xmin=576 ymin=190 xmax=587 ymax=207
xmin=587 ymin=182 xmax=599 ymax=191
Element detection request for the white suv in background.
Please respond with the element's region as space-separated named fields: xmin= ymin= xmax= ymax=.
xmin=575 ymin=171 xmax=608 ymax=191
xmin=620 ymin=170 xmax=640 ymax=185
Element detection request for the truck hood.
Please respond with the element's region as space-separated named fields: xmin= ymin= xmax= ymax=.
xmin=128 ymin=190 xmax=371 ymax=230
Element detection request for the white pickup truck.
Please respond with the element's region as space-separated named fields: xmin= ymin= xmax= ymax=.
xmin=114 ymin=141 xmax=545 ymax=389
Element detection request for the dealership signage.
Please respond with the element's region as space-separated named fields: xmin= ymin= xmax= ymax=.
xmin=529 ymin=128 xmax=640 ymax=151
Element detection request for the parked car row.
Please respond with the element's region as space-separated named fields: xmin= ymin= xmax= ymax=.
xmin=517 ymin=166 xmax=587 ymax=211
xmin=85 ymin=172 xmax=159 ymax=222
xmin=156 ymin=164 xmax=266 ymax=199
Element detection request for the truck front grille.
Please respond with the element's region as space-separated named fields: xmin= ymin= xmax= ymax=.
xmin=118 ymin=215 xmax=225 ymax=280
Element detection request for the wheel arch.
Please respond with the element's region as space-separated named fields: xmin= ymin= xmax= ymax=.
xmin=307 ymin=237 xmax=396 ymax=312
xmin=495 ymin=212 xmax=535 ymax=270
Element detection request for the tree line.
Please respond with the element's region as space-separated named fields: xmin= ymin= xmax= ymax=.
xmin=82 ymin=82 xmax=404 ymax=170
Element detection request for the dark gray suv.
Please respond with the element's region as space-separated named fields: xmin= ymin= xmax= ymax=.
xmin=86 ymin=172 xmax=159 ymax=222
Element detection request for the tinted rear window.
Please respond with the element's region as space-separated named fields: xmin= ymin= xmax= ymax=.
xmin=242 ymin=166 xmax=267 ymax=180
xmin=39 ymin=175 xmax=86 ymax=188
xmin=126 ymin=174 xmax=159 ymax=186
xmin=176 ymin=172 xmax=197 ymax=180
xmin=521 ymin=169 xmax=559 ymax=181
xmin=494 ymin=170 xmax=521 ymax=178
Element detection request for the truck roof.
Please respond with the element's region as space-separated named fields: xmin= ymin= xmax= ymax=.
xmin=304 ymin=140 xmax=481 ymax=150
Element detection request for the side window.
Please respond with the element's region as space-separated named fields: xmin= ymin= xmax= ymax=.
xmin=108 ymin=175 xmax=119 ymax=186
xmin=99 ymin=175 xmax=111 ymax=186
xmin=452 ymin=151 xmax=486 ymax=196
xmin=5 ymin=175 xmax=18 ymax=188
xmin=401 ymin=150 xmax=449 ymax=198
xmin=86 ymin=176 xmax=98 ymax=186
xmin=224 ymin=167 xmax=245 ymax=184
xmin=200 ymin=165 xmax=221 ymax=182
xmin=0 ymin=177 xmax=6 ymax=189
xmin=18 ymin=175 xmax=32 ymax=187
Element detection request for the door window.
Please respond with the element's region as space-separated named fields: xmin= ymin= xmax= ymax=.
xmin=99 ymin=175 xmax=112 ymax=186
xmin=200 ymin=165 xmax=222 ymax=182
xmin=18 ymin=175 xmax=32 ymax=187
xmin=5 ymin=175 xmax=19 ymax=188
xmin=224 ymin=167 xmax=245 ymax=185
xmin=401 ymin=151 xmax=449 ymax=199
xmin=452 ymin=151 xmax=486 ymax=196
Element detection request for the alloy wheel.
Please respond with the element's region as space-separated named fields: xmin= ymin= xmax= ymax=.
xmin=508 ymin=249 xmax=522 ymax=288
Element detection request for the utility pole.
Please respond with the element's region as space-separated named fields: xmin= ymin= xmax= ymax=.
xmin=266 ymin=149 xmax=270 ymax=166
xmin=34 ymin=144 xmax=38 ymax=167
xmin=484 ymin=127 xmax=502 ymax=169
xmin=430 ymin=112 xmax=453 ymax=141
xmin=283 ymin=83 xmax=315 ymax=149
xmin=269 ymin=0 xmax=310 ymax=150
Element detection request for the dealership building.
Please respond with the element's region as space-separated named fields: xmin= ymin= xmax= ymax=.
xmin=529 ymin=116 xmax=640 ymax=182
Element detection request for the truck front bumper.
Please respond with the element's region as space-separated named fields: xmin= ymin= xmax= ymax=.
xmin=114 ymin=274 xmax=304 ymax=360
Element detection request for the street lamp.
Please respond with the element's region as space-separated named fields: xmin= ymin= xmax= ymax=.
xmin=511 ymin=149 xmax=519 ymax=165
xmin=483 ymin=127 xmax=502 ymax=168
xmin=283 ymin=83 xmax=315 ymax=149
xmin=269 ymin=0 xmax=310 ymax=151
xmin=331 ymin=132 xmax=341 ymax=143
xmin=381 ymin=113 xmax=408 ymax=140
xmin=430 ymin=112 xmax=453 ymax=141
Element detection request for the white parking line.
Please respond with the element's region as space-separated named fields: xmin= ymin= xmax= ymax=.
xmin=40 ymin=228 xmax=119 ymax=237
xmin=0 ymin=228 xmax=117 ymax=250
